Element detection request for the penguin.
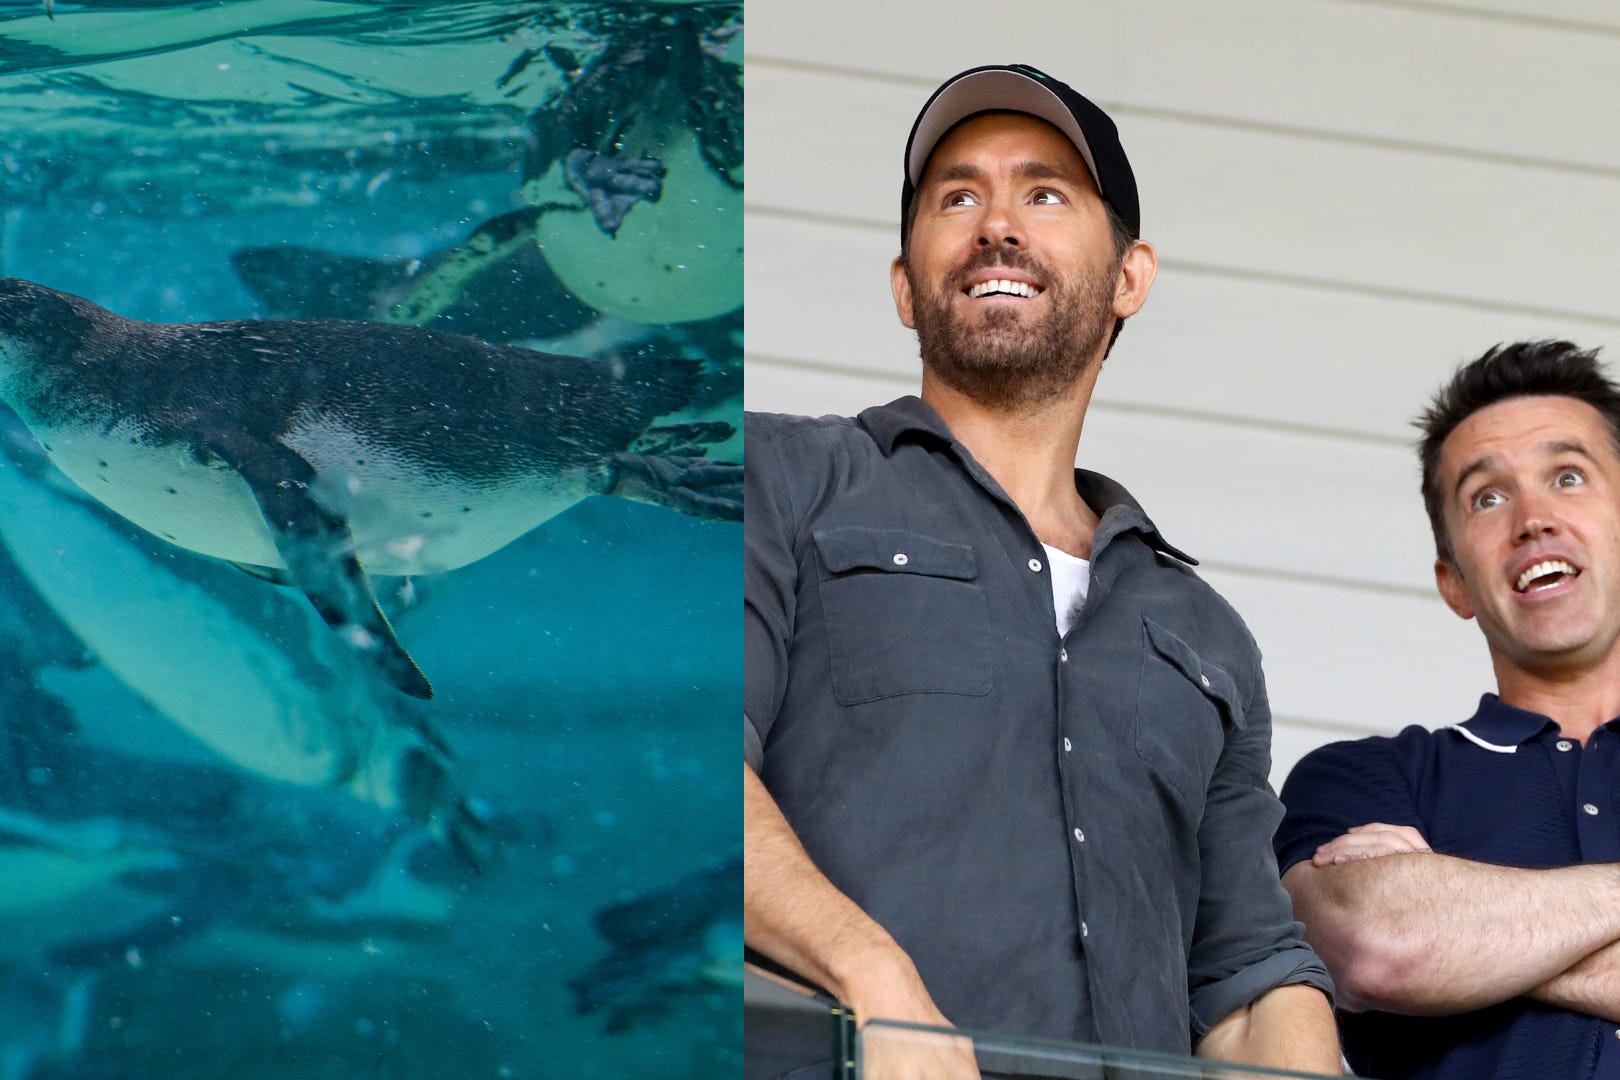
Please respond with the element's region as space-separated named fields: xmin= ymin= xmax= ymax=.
xmin=570 ymin=856 xmax=743 ymax=1032
xmin=0 ymin=278 xmax=740 ymax=700
xmin=229 ymin=205 xmax=599 ymax=344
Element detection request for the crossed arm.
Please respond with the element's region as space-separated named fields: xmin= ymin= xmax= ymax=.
xmin=1284 ymin=823 xmax=1620 ymax=1019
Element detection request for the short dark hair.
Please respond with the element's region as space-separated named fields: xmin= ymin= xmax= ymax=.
xmin=1415 ymin=340 xmax=1620 ymax=564
xmin=897 ymin=189 xmax=1137 ymax=357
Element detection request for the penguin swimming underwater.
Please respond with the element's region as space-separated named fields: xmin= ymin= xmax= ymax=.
xmin=570 ymin=856 xmax=742 ymax=1032
xmin=0 ymin=278 xmax=741 ymax=700
xmin=229 ymin=206 xmax=599 ymax=344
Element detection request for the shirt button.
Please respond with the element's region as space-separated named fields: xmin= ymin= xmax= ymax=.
xmin=1081 ymin=922 xmax=1089 ymax=938
xmin=1558 ymin=740 xmax=1574 ymax=752
xmin=1073 ymin=827 xmax=1085 ymax=843
xmin=1199 ymin=674 xmax=1211 ymax=688
xmin=1063 ymin=737 xmax=1072 ymax=752
xmin=892 ymin=552 xmax=909 ymax=566
xmin=1028 ymin=557 xmax=1043 ymax=573
xmin=1585 ymin=803 xmax=1601 ymax=816
xmin=1060 ymin=648 xmax=1068 ymax=662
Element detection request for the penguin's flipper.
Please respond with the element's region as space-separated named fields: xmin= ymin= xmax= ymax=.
xmin=258 ymin=481 xmax=433 ymax=700
xmin=208 ymin=434 xmax=434 ymax=700
xmin=602 ymin=453 xmax=742 ymax=522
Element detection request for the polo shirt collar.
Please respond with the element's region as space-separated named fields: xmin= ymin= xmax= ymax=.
xmin=856 ymin=395 xmax=1198 ymax=566
xmin=1461 ymin=694 xmax=1560 ymax=748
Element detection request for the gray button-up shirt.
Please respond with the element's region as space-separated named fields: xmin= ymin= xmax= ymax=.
xmin=744 ymin=397 xmax=1329 ymax=1055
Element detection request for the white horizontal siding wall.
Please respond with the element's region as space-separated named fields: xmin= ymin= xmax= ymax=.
xmin=744 ymin=0 xmax=1620 ymax=786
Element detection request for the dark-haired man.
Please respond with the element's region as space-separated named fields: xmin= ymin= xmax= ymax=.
xmin=1276 ymin=340 xmax=1620 ymax=1080
xmin=745 ymin=64 xmax=1339 ymax=1078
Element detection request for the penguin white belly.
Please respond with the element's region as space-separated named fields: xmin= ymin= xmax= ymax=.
xmin=42 ymin=418 xmax=591 ymax=577
xmin=282 ymin=416 xmax=591 ymax=576
xmin=43 ymin=420 xmax=284 ymax=568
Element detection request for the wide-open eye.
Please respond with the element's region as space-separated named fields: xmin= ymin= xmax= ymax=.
xmin=1556 ymin=467 xmax=1587 ymax=488
xmin=1470 ymin=488 xmax=1504 ymax=511
xmin=943 ymin=190 xmax=979 ymax=208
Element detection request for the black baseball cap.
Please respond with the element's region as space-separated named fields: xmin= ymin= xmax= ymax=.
xmin=901 ymin=63 xmax=1139 ymax=240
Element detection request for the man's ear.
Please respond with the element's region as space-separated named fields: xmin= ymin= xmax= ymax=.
xmin=1435 ymin=557 xmax=1476 ymax=620
xmin=891 ymin=256 xmax=916 ymax=329
xmin=1112 ymin=239 xmax=1157 ymax=320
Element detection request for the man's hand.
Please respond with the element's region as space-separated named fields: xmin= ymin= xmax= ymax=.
xmin=745 ymin=764 xmax=978 ymax=1077
xmin=1312 ymin=822 xmax=1431 ymax=866
xmin=1304 ymin=827 xmax=1620 ymax=1021
xmin=848 ymin=960 xmax=979 ymax=1080
xmin=859 ymin=1018 xmax=979 ymax=1080
xmin=1285 ymin=834 xmax=1620 ymax=1014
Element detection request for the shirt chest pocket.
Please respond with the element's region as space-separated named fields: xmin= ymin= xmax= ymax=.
xmin=811 ymin=526 xmax=992 ymax=705
xmin=1135 ymin=616 xmax=1244 ymax=807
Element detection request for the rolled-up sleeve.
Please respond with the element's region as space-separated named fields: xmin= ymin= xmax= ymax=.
xmin=1185 ymin=667 xmax=1334 ymax=1038
xmin=743 ymin=416 xmax=798 ymax=772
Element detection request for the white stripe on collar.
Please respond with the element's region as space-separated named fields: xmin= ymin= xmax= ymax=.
xmin=1443 ymin=724 xmax=1519 ymax=754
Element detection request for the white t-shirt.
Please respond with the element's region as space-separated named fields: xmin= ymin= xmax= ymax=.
xmin=1042 ymin=542 xmax=1091 ymax=638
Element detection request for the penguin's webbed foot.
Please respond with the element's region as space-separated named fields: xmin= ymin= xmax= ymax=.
xmin=604 ymin=453 xmax=741 ymax=522
xmin=564 ymin=148 xmax=665 ymax=236
xmin=629 ymin=421 xmax=735 ymax=457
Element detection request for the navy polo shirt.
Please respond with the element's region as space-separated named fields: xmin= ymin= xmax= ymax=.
xmin=1276 ymin=694 xmax=1620 ymax=1080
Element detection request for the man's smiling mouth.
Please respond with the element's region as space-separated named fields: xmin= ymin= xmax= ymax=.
xmin=966 ymin=279 xmax=1043 ymax=299
xmin=1515 ymin=560 xmax=1580 ymax=593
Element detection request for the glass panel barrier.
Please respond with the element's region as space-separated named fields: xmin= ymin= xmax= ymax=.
xmin=742 ymin=977 xmax=1361 ymax=1080
xmin=859 ymin=1020 xmax=1360 ymax=1080
xmin=744 ymin=965 xmax=855 ymax=1079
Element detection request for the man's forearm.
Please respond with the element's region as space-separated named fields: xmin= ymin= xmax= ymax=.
xmin=743 ymin=764 xmax=949 ymax=1027
xmin=1196 ymin=984 xmax=1340 ymax=1073
xmin=1529 ymin=937 xmax=1620 ymax=1022
xmin=1285 ymin=853 xmax=1620 ymax=1014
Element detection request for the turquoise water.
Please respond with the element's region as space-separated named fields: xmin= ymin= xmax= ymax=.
xmin=0 ymin=2 xmax=741 ymax=1077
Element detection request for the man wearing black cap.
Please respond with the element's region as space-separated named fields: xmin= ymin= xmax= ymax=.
xmin=744 ymin=65 xmax=1340 ymax=1077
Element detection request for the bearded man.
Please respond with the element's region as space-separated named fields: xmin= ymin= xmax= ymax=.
xmin=743 ymin=65 xmax=1341 ymax=1079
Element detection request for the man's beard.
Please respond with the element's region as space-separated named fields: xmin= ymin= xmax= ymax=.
xmin=909 ymin=245 xmax=1119 ymax=411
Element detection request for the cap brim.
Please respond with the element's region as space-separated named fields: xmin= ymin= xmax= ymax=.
xmin=906 ymin=68 xmax=1100 ymax=191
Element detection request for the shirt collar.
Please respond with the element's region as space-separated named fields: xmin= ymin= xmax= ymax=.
xmin=856 ymin=395 xmax=1198 ymax=566
xmin=856 ymin=394 xmax=954 ymax=453
xmin=1461 ymin=694 xmax=1561 ymax=748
